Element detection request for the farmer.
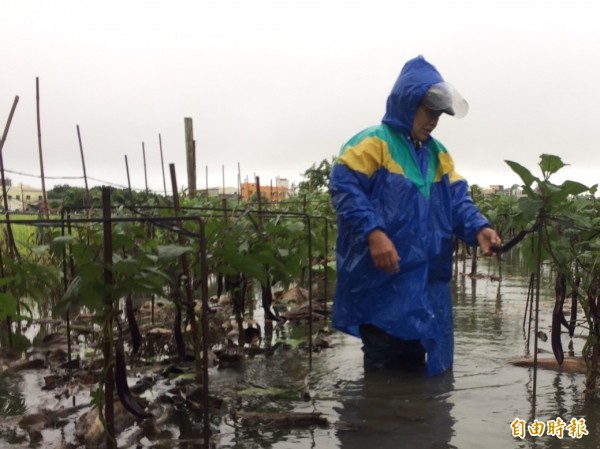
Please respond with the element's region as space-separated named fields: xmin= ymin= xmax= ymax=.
xmin=329 ymin=55 xmax=501 ymax=376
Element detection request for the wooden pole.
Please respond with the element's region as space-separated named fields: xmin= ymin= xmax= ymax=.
xmin=159 ymin=134 xmax=167 ymax=197
xmin=532 ymin=218 xmax=544 ymax=419
xmin=193 ymin=140 xmax=196 ymax=194
xmin=169 ymin=163 xmax=202 ymax=381
xmin=124 ymin=155 xmax=132 ymax=197
xmin=101 ymin=187 xmax=115 ymax=446
xmin=35 ymin=78 xmax=49 ymax=217
xmin=222 ymin=164 xmax=225 ymax=196
xmin=237 ymin=162 xmax=241 ymax=202
xmin=184 ymin=118 xmax=196 ymax=197
xmin=198 ymin=217 xmax=211 ymax=445
xmin=0 ymin=96 xmax=19 ymax=212
xmin=255 ymin=176 xmax=263 ymax=228
xmin=76 ymin=125 xmax=91 ymax=208
xmin=142 ymin=142 xmax=149 ymax=195
xmin=0 ymin=96 xmax=19 ymax=156
xmin=0 ymin=96 xmax=20 ymax=258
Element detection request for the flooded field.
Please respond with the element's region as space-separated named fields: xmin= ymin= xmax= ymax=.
xmin=1 ymin=253 xmax=598 ymax=448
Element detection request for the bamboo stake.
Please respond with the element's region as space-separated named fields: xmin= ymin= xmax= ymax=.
xmin=101 ymin=187 xmax=115 ymax=446
xmin=124 ymin=155 xmax=132 ymax=198
xmin=532 ymin=219 xmax=543 ymax=419
xmin=0 ymin=96 xmax=19 ymax=155
xmin=35 ymin=78 xmax=49 ymax=217
xmin=0 ymin=96 xmax=19 ymax=214
xmin=0 ymin=96 xmax=20 ymax=259
xmin=159 ymin=134 xmax=167 ymax=197
xmin=142 ymin=142 xmax=149 ymax=195
xmin=256 ymin=176 xmax=263 ymax=229
xmin=197 ymin=217 xmax=211 ymax=445
xmin=0 ymin=246 xmax=12 ymax=348
xmin=184 ymin=118 xmax=196 ymax=198
xmin=76 ymin=125 xmax=91 ymax=208
xmin=169 ymin=163 xmax=202 ymax=382
xmin=237 ymin=162 xmax=241 ymax=202
xmin=60 ymin=209 xmax=73 ymax=371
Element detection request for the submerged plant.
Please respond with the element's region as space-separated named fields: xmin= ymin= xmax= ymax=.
xmin=506 ymin=153 xmax=600 ymax=400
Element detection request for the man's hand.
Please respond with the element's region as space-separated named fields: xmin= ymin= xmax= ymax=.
xmin=476 ymin=227 xmax=502 ymax=256
xmin=367 ymin=229 xmax=400 ymax=273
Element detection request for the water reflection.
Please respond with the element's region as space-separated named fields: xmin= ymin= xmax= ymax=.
xmin=335 ymin=367 xmax=456 ymax=449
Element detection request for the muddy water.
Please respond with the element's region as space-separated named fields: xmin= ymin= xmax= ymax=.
xmin=2 ymin=254 xmax=599 ymax=448
xmin=211 ymin=254 xmax=599 ymax=449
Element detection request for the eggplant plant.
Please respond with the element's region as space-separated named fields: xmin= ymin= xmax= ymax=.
xmin=0 ymin=249 xmax=61 ymax=350
xmin=505 ymin=153 xmax=600 ymax=400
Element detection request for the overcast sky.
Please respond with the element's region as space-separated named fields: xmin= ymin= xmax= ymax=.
xmin=2 ymin=0 xmax=599 ymax=194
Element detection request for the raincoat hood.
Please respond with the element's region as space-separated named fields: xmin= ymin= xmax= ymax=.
xmin=382 ymin=55 xmax=445 ymax=134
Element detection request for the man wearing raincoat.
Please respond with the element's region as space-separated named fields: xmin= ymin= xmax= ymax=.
xmin=330 ymin=55 xmax=501 ymax=376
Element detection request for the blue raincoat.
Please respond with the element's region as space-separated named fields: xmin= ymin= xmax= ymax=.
xmin=329 ymin=56 xmax=491 ymax=376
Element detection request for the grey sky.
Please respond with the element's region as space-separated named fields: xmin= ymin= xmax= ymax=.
xmin=2 ymin=0 xmax=599 ymax=193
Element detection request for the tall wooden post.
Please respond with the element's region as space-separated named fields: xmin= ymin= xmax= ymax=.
xmin=237 ymin=162 xmax=241 ymax=201
xmin=184 ymin=118 xmax=196 ymax=197
xmin=124 ymin=155 xmax=132 ymax=199
xmin=142 ymin=142 xmax=149 ymax=195
xmin=159 ymin=133 xmax=167 ymax=197
xmin=76 ymin=125 xmax=90 ymax=208
xmin=101 ymin=187 xmax=115 ymax=446
xmin=35 ymin=78 xmax=49 ymax=217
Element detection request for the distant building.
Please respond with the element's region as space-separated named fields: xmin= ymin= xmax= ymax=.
xmin=480 ymin=184 xmax=525 ymax=198
xmin=241 ymin=176 xmax=290 ymax=203
xmin=197 ymin=186 xmax=239 ymax=200
xmin=481 ymin=185 xmax=505 ymax=196
xmin=4 ymin=182 xmax=45 ymax=212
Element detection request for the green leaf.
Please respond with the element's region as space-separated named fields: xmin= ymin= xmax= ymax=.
xmin=520 ymin=233 xmax=547 ymax=271
xmin=559 ymin=180 xmax=589 ymax=197
xmin=50 ymin=235 xmax=76 ymax=253
xmin=539 ymin=154 xmax=566 ymax=176
xmin=0 ymin=276 xmax=15 ymax=288
xmin=112 ymin=258 xmax=142 ymax=277
xmin=157 ymin=244 xmax=193 ymax=261
xmin=286 ymin=221 xmax=306 ymax=233
xmin=517 ymin=197 xmax=544 ymax=221
xmin=0 ymin=292 xmax=17 ymax=320
xmin=31 ymin=245 xmax=50 ymax=257
xmin=505 ymin=160 xmax=537 ymax=188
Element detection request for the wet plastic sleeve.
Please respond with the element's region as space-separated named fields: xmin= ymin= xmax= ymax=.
xmin=450 ymin=178 xmax=491 ymax=246
xmin=330 ymin=163 xmax=386 ymax=240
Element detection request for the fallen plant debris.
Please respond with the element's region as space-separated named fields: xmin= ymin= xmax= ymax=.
xmin=233 ymin=411 xmax=329 ymax=429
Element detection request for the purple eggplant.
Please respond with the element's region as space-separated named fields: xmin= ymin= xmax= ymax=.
xmin=125 ymin=293 xmax=142 ymax=355
xmin=115 ymin=338 xmax=152 ymax=420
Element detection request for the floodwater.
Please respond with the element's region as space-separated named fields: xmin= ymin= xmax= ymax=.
xmin=1 ymin=252 xmax=599 ymax=448
xmin=211 ymin=253 xmax=598 ymax=449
